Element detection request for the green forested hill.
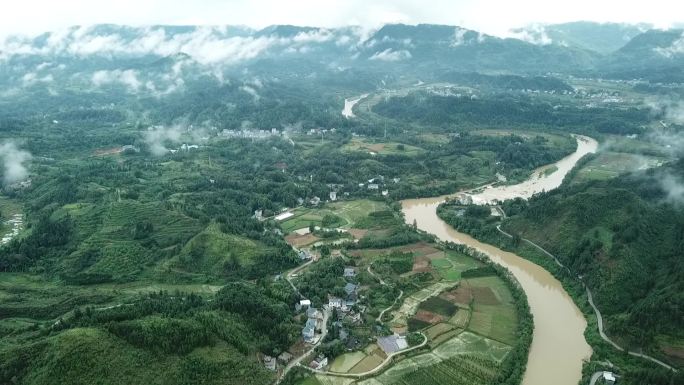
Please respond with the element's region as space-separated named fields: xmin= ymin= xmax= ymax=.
xmin=503 ymin=159 xmax=684 ymax=364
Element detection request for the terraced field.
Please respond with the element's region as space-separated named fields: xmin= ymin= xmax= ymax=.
xmin=357 ymin=332 xmax=510 ymax=385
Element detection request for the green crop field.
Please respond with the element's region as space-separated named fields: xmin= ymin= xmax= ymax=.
xmin=329 ymin=351 xmax=367 ymax=373
xmin=571 ymin=151 xmax=666 ymax=184
xmin=342 ymin=138 xmax=424 ymax=156
xmin=464 ymin=276 xmax=518 ymax=345
xmin=430 ymin=258 xmax=451 ymax=269
xmin=390 ymin=355 xmax=499 ymax=385
xmin=445 ymin=251 xmax=483 ymax=271
xmin=280 ymin=200 xmax=391 ymax=233
xmin=419 ymin=297 xmax=457 ymax=317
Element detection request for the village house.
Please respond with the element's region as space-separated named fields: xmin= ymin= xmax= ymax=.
xmin=263 ymin=355 xmax=276 ymax=371
xmin=345 ymin=291 xmax=358 ymax=307
xmin=377 ymin=334 xmax=408 ymax=355
xmin=328 ymin=296 xmax=343 ymax=309
xmin=344 ymin=283 xmax=358 ymax=296
xmin=347 ymin=310 xmax=362 ymax=324
xmin=603 ymin=372 xmax=616 ymax=385
xmin=367 ymin=183 xmax=379 ymax=190
xmin=254 ymin=209 xmax=263 ymax=220
xmin=298 ymin=249 xmax=312 ymax=260
xmin=307 ymin=307 xmax=322 ymax=320
xmin=121 ymin=144 xmax=139 ymax=153
xmin=309 ymin=354 xmax=328 ymax=370
xmin=302 ymin=318 xmax=316 ymax=342
xmin=343 ymin=267 xmax=356 ymax=278
xmin=310 ymin=196 xmax=321 ymax=206
xmin=329 ymin=191 xmax=337 ymax=201
xmin=277 ymin=352 xmax=293 ymax=364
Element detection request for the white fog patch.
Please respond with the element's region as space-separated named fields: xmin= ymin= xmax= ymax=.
xmin=0 ymin=26 xmax=303 ymax=66
xmin=292 ymin=29 xmax=334 ymax=44
xmin=660 ymin=173 xmax=684 ymax=205
xmin=0 ymin=141 xmax=32 ymax=185
xmin=451 ymin=28 xmax=468 ymax=46
xmin=240 ymin=85 xmax=260 ymax=102
xmin=144 ymin=125 xmax=183 ymax=156
xmin=35 ymin=62 xmax=52 ymax=71
xmin=336 ymin=35 xmax=352 ymax=46
xmin=91 ymin=69 xmax=141 ymax=92
xmin=655 ymin=32 xmax=684 ymax=58
xmin=509 ymin=24 xmax=553 ymax=45
xmin=21 ymin=72 xmax=53 ymax=87
xmin=645 ymin=97 xmax=684 ymax=125
xmin=369 ymin=48 xmax=411 ymax=61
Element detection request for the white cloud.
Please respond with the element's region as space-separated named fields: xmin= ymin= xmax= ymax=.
xmin=1 ymin=0 xmax=682 ymax=41
xmin=451 ymin=28 xmax=468 ymax=46
xmin=508 ymin=24 xmax=553 ymax=45
xmin=21 ymin=72 xmax=53 ymax=86
xmin=92 ymin=69 xmax=141 ymax=92
xmin=369 ymin=48 xmax=411 ymax=61
xmin=144 ymin=125 xmax=182 ymax=156
xmin=655 ymin=32 xmax=684 ymax=57
xmin=0 ymin=141 xmax=32 ymax=185
xmin=660 ymin=173 xmax=684 ymax=205
xmin=239 ymin=85 xmax=260 ymax=102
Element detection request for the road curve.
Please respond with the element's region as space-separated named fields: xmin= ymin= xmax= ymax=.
xmin=367 ymin=266 xmax=403 ymax=323
xmin=496 ymin=225 xmax=677 ymax=372
xmin=300 ymin=332 xmax=428 ymax=378
xmin=276 ymin=259 xmax=330 ymax=384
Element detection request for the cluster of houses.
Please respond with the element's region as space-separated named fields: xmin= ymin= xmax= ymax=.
xmin=262 ymin=351 xmax=294 ymax=371
xmin=298 ymin=266 xmax=364 ymax=346
xmin=299 ymin=301 xmax=324 ymax=344
xmin=308 ymin=354 xmax=328 ymax=370
xmin=306 ymin=127 xmax=336 ymax=136
xmin=221 ymin=127 xmax=282 ymax=139
xmin=0 ymin=214 xmax=23 ymax=246
xmin=358 ymin=175 xmax=402 ymax=197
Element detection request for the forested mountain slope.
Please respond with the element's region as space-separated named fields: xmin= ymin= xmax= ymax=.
xmin=503 ymin=159 xmax=684 ymax=364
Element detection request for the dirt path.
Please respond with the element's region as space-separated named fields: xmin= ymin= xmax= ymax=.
xmin=496 ymin=225 xmax=677 ymax=372
xmin=367 ymin=266 xmax=403 ymax=323
xmin=277 ymin=307 xmax=331 ymax=384
xmin=300 ymin=332 xmax=428 ymax=378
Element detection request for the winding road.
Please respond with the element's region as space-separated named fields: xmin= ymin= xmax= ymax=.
xmin=496 ymin=225 xmax=677 ymax=372
xmin=276 ymin=258 xmax=331 ymax=384
xmin=300 ymin=332 xmax=428 ymax=378
xmin=367 ymin=266 xmax=404 ymax=323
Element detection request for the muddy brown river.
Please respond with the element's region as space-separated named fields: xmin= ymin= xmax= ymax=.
xmin=401 ymin=135 xmax=597 ymax=385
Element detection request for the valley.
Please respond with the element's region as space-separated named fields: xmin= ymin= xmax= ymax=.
xmin=1 ymin=18 xmax=683 ymax=385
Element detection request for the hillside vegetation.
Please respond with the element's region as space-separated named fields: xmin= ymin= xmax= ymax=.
xmin=503 ymin=159 xmax=684 ymax=365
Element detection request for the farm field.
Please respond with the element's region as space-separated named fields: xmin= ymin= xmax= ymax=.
xmin=329 ymin=351 xmax=367 ymax=373
xmin=471 ymin=129 xmax=576 ymax=149
xmin=342 ymin=138 xmax=424 ymax=156
xmin=280 ymin=200 xmax=391 ymax=233
xmin=571 ymin=151 xmax=665 ymax=184
xmin=357 ymin=332 xmax=511 ymax=385
xmin=464 ymin=276 xmax=518 ymax=345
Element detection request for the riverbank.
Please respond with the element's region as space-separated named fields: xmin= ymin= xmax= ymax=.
xmin=401 ymin=135 xmax=597 ymax=385
xmin=437 ymin=208 xmax=682 ymax=384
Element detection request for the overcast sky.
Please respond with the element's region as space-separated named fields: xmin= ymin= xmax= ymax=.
xmin=1 ymin=0 xmax=682 ymax=37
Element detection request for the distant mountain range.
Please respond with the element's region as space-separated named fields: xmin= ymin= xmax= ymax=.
xmin=0 ymin=21 xmax=682 ymax=97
